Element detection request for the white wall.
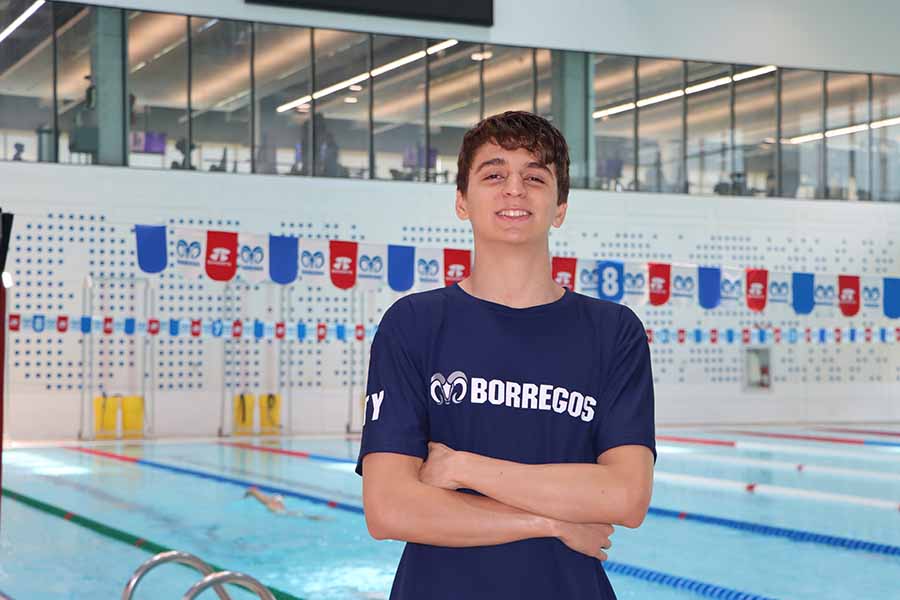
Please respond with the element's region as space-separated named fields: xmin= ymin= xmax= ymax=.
xmin=78 ymin=0 xmax=900 ymax=76
xmin=2 ymin=161 xmax=900 ymax=440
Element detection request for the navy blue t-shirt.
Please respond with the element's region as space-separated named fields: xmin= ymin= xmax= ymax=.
xmin=355 ymin=281 xmax=656 ymax=600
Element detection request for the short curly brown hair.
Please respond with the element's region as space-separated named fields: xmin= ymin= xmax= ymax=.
xmin=456 ymin=111 xmax=570 ymax=205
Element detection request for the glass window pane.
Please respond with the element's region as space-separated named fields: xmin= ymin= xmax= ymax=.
xmin=780 ymin=69 xmax=824 ymax=198
xmin=872 ymin=74 xmax=900 ymax=202
xmin=734 ymin=64 xmax=777 ymax=197
xmin=0 ymin=0 xmax=55 ymax=162
xmin=127 ymin=11 xmax=188 ymax=170
xmin=254 ymin=22 xmax=312 ymax=175
xmin=313 ymin=29 xmax=370 ymax=179
xmin=637 ymin=58 xmax=683 ymax=193
xmin=686 ymin=62 xmax=731 ymax=195
xmin=826 ymin=71 xmax=869 ymax=200
xmin=535 ymin=49 xmax=552 ymax=119
xmin=55 ymin=3 xmax=97 ymax=164
xmin=592 ymin=55 xmax=635 ymax=191
xmin=190 ymin=17 xmax=252 ymax=173
xmin=372 ymin=34 xmax=425 ymax=181
xmin=482 ymin=44 xmax=534 ymax=117
xmin=428 ymin=40 xmax=480 ymax=184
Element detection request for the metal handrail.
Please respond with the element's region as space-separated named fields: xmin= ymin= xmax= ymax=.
xmin=182 ymin=571 xmax=276 ymax=600
xmin=121 ymin=550 xmax=232 ymax=600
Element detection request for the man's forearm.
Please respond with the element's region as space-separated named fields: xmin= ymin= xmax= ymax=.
xmin=372 ymin=478 xmax=556 ymax=547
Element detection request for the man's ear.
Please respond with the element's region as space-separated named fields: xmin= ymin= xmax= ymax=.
xmin=551 ymin=200 xmax=568 ymax=228
xmin=455 ymin=189 xmax=470 ymax=221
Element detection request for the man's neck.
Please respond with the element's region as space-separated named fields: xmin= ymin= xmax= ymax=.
xmin=459 ymin=241 xmax=564 ymax=309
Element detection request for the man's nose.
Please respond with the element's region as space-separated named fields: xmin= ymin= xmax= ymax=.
xmin=502 ymin=173 xmax=525 ymax=196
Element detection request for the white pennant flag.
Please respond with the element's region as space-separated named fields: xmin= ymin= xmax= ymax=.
xmin=413 ymin=246 xmax=443 ymax=291
xmin=298 ymin=238 xmax=329 ymax=287
xmin=622 ymin=261 xmax=648 ymax=306
xmin=173 ymin=227 xmax=205 ymax=280
xmin=356 ymin=243 xmax=388 ymax=291
xmin=860 ymin=276 xmax=883 ymax=317
xmin=237 ymin=232 xmax=269 ymax=284
xmin=670 ymin=264 xmax=698 ymax=306
xmin=576 ymin=259 xmax=599 ymax=297
xmin=719 ymin=267 xmax=744 ymax=308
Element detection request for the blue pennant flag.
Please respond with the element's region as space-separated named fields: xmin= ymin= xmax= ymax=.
xmin=169 ymin=319 xmax=180 ymax=336
xmin=134 ymin=225 xmax=167 ymax=274
xmin=758 ymin=329 xmax=767 ymax=344
xmin=387 ymin=245 xmax=416 ymax=292
xmin=792 ymin=273 xmax=815 ymax=315
xmin=884 ymin=277 xmax=900 ymax=319
xmin=725 ymin=329 xmax=735 ymax=344
xmin=597 ymin=261 xmax=625 ymax=302
xmin=211 ymin=319 xmax=224 ymax=337
xmin=124 ymin=318 xmax=136 ymax=335
xmin=818 ymin=328 xmax=827 ymax=344
xmin=698 ymin=267 xmax=721 ymax=309
xmin=787 ymin=328 xmax=798 ymax=344
xmin=297 ymin=322 xmax=307 ymax=341
xmin=693 ymin=328 xmax=703 ymax=343
xmin=269 ymin=235 xmax=299 ymax=285
xmin=32 ymin=314 xmax=46 ymax=333
xmin=80 ymin=316 xmax=92 ymax=334
xmin=880 ymin=327 xmax=889 ymax=343
xmin=336 ymin=323 xmax=347 ymax=341
xmin=848 ymin=328 xmax=857 ymax=343
xmin=254 ymin=319 xmax=265 ymax=339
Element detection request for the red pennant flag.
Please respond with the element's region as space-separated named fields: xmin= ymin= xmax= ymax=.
xmin=329 ymin=240 xmax=358 ymax=290
xmin=355 ymin=324 xmax=365 ymax=341
xmin=648 ymin=263 xmax=671 ymax=306
xmin=443 ymin=248 xmax=471 ymax=286
xmin=57 ymin=315 xmax=69 ymax=333
xmin=865 ymin=327 xmax=873 ymax=342
xmin=710 ymin=328 xmax=718 ymax=344
xmin=742 ymin=328 xmax=751 ymax=344
xmin=275 ymin=322 xmax=286 ymax=339
xmin=834 ymin=328 xmax=842 ymax=343
xmin=551 ymin=257 xmax=578 ymax=291
xmin=805 ymin=328 xmax=812 ymax=343
xmin=316 ymin=322 xmax=327 ymax=342
xmin=9 ymin=314 xmax=21 ymax=331
xmin=191 ymin=319 xmax=202 ymax=337
xmin=646 ymin=328 xmax=653 ymax=343
xmin=896 ymin=327 xmax=900 ymax=343
xmin=677 ymin=329 xmax=686 ymax=344
xmin=148 ymin=318 xmax=160 ymax=335
xmin=746 ymin=268 xmax=768 ymax=312
xmin=205 ymin=230 xmax=239 ymax=281
xmin=232 ymin=319 xmax=243 ymax=338
xmin=103 ymin=317 xmax=114 ymax=335
xmin=838 ymin=275 xmax=861 ymax=317
xmin=773 ymin=328 xmax=781 ymax=344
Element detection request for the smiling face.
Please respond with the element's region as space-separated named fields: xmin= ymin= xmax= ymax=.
xmin=455 ymin=141 xmax=568 ymax=246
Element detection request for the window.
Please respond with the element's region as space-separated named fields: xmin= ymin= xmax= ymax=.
xmin=686 ymin=62 xmax=731 ymax=195
xmin=826 ymin=72 xmax=869 ymax=200
xmin=780 ymin=69 xmax=824 ymax=199
xmin=637 ymin=58 xmax=684 ymax=193
xmin=734 ymin=64 xmax=777 ymax=196
xmin=872 ymin=74 xmax=900 ymax=202
xmin=592 ymin=55 xmax=636 ymax=191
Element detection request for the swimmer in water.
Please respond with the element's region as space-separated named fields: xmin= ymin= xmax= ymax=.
xmin=243 ymin=486 xmax=331 ymax=520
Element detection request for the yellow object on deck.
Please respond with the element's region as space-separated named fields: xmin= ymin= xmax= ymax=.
xmin=233 ymin=394 xmax=255 ymax=435
xmin=258 ymin=393 xmax=282 ymax=435
xmin=121 ymin=396 xmax=144 ymax=439
xmin=93 ymin=395 xmax=120 ymax=439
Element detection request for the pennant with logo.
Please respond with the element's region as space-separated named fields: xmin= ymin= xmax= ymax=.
xmin=298 ymin=238 xmax=329 ymax=286
xmin=387 ymin=245 xmax=415 ymax=292
xmin=837 ymin=275 xmax=861 ymax=317
xmin=597 ymin=260 xmax=625 ymax=302
xmin=745 ymin=268 xmax=768 ymax=312
xmin=860 ymin=276 xmax=882 ymax=317
xmin=576 ymin=259 xmax=600 ymax=297
xmin=698 ymin=267 xmax=721 ymax=310
xmin=767 ymin=271 xmax=792 ymax=310
xmin=622 ymin=261 xmax=648 ymax=306
xmin=444 ymin=248 xmax=471 ymax=286
xmin=413 ymin=246 xmax=443 ymax=291
xmin=813 ymin=275 xmax=837 ymax=312
xmin=205 ymin=230 xmax=239 ymax=281
xmin=57 ymin=315 xmax=69 ymax=333
xmin=173 ymin=228 xmax=205 ymax=280
xmin=669 ymin=264 xmax=696 ymax=306
xmin=32 ymin=314 xmax=46 ymax=333
xmin=269 ymin=234 xmax=299 ymax=285
xmin=884 ymin=277 xmax=900 ymax=319
xmin=792 ymin=272 xmax=815 ymax=315
xmin=648 ymin=263 xmax=671 ymax=306
xmin=134 ymin=224 xmax=167 ymax=274
xmin=356 ymin=243 xmax=388 ymax=291
xmin=329 ymin=240 xmax=358 ymax=290
xmin=719 ymin=268 xmax=743 ymax=308
xmin=236 ymin=232 xmax=268 ymax=284
xmin=551 ymin=256 xmax=578 ymax=292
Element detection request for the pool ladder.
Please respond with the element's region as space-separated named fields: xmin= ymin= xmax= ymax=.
xmin=122 ymin=550 xmax=277 ymax=600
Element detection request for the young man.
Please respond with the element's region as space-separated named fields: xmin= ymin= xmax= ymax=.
xmin=355 ymin=111 xmax=656 ymax=599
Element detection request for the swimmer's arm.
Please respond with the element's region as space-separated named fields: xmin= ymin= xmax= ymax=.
xmin=361 ymin=452 xmax=558 ymax=545
xmin=453 ymin=445 xmax=654 ymax=528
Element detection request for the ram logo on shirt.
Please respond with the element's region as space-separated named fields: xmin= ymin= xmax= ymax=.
xmin=429 ymin=371 xmax=596 ymax=423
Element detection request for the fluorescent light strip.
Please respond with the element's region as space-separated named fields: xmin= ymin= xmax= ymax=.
xmin=870 ymin=116 xmax=900 ymax=129
xmin=786 ymin=132 xmax=824 ymax=144
xmin=277 ymin=38 xmax=457 ymax=113
xmin=0 ymin=0 xmax=45 ymax=46
xmin=825 ymin=123 xmax=869 ymax=138
xmin=592 ymin=64 xmax=778 ymax=120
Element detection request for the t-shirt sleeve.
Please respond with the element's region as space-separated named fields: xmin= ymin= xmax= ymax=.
xmin=355 ymin=297 xmax=430 ymax=477
xmin=592 ymin=304 xmax=657 ymax=465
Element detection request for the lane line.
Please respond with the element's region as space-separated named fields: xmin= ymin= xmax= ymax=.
xmin=219 ymin=441 xmax=354 ymax=463
xmin=659 ymin=436 xmax=900 ymax=463
xmin=720 ymin=430 xmax=900 ymax=448
xmin=67 ymin=446 xmax=900 ymax=558
xmin=818 ymin=428 xmax=900 ymax=438
xmin=0 ymin=488 xmax=303 ymax=600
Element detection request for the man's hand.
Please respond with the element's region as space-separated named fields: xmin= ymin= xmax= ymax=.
xmin=419 ymin=441 xmax=464 ymax=490
xmin=553 ymin=521 xmax=615 ymax=561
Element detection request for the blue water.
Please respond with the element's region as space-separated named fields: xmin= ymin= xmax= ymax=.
xmin=2 ymin=426 xmax=899 ymax=599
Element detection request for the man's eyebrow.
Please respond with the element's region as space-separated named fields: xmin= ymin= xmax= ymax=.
xmin=525 ymin=161 xmax=553 ymax=175
xmin=474 ymin=157 xmax=506 ymax=172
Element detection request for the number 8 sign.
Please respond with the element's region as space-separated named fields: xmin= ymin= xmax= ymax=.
xmin=596 ymin=260 xmax=624 ymax=302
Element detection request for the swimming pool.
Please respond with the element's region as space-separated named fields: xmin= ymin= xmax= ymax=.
xmin=2 ymin=425 xmax=899 ymax=599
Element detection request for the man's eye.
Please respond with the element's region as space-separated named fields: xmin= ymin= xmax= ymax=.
xmin=485 ymin=173 xmax=503 ymax=180
xmin=527 ymin=176 xmax=545 ymax=183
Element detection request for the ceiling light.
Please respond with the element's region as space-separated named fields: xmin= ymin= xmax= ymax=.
xmin=349 ymin=84 xmax=363 ymax=92
xmin=870 ymin=116 xmax=900 ymax=129
xmin=592 ymin=102 xmax=636 ymax=119
xmin=825 ymin=123 xmax=869 ymax=138
xmin=786 ymin=132 xmax=824 ymax=144
xmin=344 ymin=96 xmax=358 ymax=104
xmin=0 ymin=0 xmax=45 ymax=47
xmin=636 ymin=89 xmax=684 ymax=107
xmin=685 ymin=76 xmax=731 ymax=95
xmin=732 ymin=65 xmax=777 ymax=82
